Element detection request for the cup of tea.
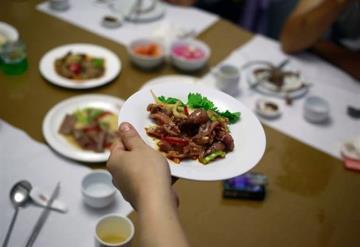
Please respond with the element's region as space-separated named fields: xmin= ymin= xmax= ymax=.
xmin=212 ymin=64 xmax=240 ymax=96
xmin=95 ymin=214 xmax=135 ymax=247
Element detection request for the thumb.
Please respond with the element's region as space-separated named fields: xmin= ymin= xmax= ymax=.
xmin=118 ymin=122 xmax=145 ymax=151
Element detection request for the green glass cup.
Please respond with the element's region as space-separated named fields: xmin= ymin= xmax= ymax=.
xmin=0 ymin=40 xmax=28 ymax=75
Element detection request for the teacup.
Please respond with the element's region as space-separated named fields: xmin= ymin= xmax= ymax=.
xmin=95 ymin=214 xmax=135 ymax=247
xmin=213 ymin=64 xmax=240 ymax=96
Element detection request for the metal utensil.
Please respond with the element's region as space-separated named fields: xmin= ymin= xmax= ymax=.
xmin=2 ymin=180 xmax=32 ymax=247
xmin=25 ymin=182 xmax=60 ymax=247
xmin=249 ymin=59 xmax=290 ymax=89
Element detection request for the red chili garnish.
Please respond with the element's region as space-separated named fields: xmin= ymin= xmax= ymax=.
xmin=184 ymin=105 xmax=189 ymax=116
xmin=162 ymin=136 xmax=188 ymax=146
xmin=68 ymin=63 xmax=82 ymax=75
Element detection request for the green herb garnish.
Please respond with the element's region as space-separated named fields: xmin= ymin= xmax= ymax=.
xmin=158 ymin=96 xmax=184 ymax=105
xmin=157 ymin=93 xmax=240 ymax=124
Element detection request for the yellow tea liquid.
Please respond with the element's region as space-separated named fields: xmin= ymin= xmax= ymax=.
xmin=99 ymin=233 xmax=126 ymax=244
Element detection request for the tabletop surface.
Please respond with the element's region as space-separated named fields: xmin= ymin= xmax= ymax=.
xmin=1 ymin=1 xmax=359 ymax=247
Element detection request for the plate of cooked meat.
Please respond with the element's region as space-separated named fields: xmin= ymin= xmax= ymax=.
xmin=246 ymin=62 xmax=309 ymax=99
xmin=119 ymin=81 xmax=266 ymax=181
xmin=42 ymin=94 xmax=124 ymax=162
xmin=39 ymin=43 xmax=121 ymax=89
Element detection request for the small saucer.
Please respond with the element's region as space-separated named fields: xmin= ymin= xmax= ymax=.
xmin=341 ymin=138 xmax=360 ymax=161
xmin=255 ymin=98 xmax=281 ymax=119
xmin=102 ymin=15 xmax=123 ymax=29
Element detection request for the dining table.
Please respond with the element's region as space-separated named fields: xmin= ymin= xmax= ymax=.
xmin=1 ymin=0 xmax=360 ymax=246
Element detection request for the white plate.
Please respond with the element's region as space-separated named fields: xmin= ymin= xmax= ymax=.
xmin=119 ymin=81 xmax=266 ymax=181
xmin=110 ymin=0 xmax=165 ymax=23
xmin=246 ymin=64 xmax=309 ymax=99
xmin=39 ymin=43 xmax=121 ymax=89
xmin=141 ymin=74 xmax=199 ymax=89
xmin=0 ymin=22 xmax=19 ymax=46
xmin=43 ymin=94 xmax=124 ymax=162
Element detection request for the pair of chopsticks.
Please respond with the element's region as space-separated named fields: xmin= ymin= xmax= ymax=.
xmin=25 ymin=182 xmax=61 ymax=247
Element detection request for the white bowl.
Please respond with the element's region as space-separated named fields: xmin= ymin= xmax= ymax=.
xmin=303 ymin=96 xmax=330 ymax=123
xmin=170 ymin=39 xmax=210 ymax=72
xmin=82 ymin=170 xmax=116 ymax=208
xmin=128 ymin=39 xmax=165 ymax=70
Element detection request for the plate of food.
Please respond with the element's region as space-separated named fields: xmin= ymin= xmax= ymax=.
xmin=119 ymin=81 xmax=266 ymax=181
xmin=39 ymin=44 xmax=121 ymax=89
xmin=246 ymin=62 xmax=309 ymax=99
xmin=43 ymin=94 xmax=124 ymax=162
xmin=109 ymin=0 xmax=165 ymax=23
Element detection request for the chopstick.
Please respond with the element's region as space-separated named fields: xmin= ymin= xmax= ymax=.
xmin=25 ymin=182 xmax=61 ymax=247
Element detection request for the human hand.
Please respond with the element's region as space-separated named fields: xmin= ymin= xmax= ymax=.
xmin=163 ymin=0 xmax=197 ymax=6
xmin=107 ymin=122 xmax=176 ymax=210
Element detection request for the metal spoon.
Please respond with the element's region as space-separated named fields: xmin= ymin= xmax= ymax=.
xmin=2 ymin=180 xmax=32 ymax=247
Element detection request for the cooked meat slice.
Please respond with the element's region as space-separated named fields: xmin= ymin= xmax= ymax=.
xmin=72 ymin=129 xmax=97 ymax=151
xmin=188 ymin=109 xmax=209 ymax=125
xmin=147 ymin=103 xmax=171 ymax=115
xmin=150 ymin=112 xmax=172 ymax=125
xmin=221 ymin=134 xmax=234 ymax=151
xmin=204 ymin=142 xmax=226 ymax=156
xmin=59 ymin=114 xmax=77 ymax=134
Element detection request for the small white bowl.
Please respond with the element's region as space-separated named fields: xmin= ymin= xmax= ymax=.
xmin=303 ymin=96 xmax=330 ymax=123
xmin=170 ymin=39 xmax=210 ymax=72
xmin=128 ymin=39 xmax=165 ymax=70
xmin=82 ymin=170 xmax=116 ymax=208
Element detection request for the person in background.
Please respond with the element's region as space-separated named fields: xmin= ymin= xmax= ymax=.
xmin=280 ymin=0 xmax=360 ymax=80
xmin=164 ymin=0 xmax=246 ymax=24
xmin=107 ymin=122 xmax=190 ymax=247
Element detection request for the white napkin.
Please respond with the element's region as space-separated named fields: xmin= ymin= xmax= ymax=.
xmin=201 ymin=35 xmax=360 ymax=159
xmin=0 ymin=120 xmax=132 ymax=247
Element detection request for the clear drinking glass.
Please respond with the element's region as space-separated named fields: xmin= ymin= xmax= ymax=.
xmin=0 ymin=40 xmax=28 ymax=75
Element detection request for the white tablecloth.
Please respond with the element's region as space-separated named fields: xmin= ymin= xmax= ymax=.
xmin=202 ymin=35 xmax=360 ymax=159
xmin=36 ymin=0 xmax=219 ymax=46
xmin=0 ymin=120 xmax=132 ymax=247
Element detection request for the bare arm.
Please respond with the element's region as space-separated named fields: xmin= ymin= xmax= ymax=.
xmin=107 ymin=122 xmax=189 ymax=247
xmin=280 ymin=0 xmax=349 ymax=53
xmin=311 ymin=40 xmax=360 ymax=80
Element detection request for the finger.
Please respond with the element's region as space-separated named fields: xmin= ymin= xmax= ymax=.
xmin=118 ymin=122 xmax=145 ymax=151
xmin=110 ymin=138 xmax=125 ymax=153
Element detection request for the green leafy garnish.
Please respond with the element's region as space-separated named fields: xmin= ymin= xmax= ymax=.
xmin=91 ymin=58 xmax=104 ymax=68
xmin=74 ymin=108 xmax=104 ymax=124
xmin=156 ymin=93 xmax=240 ymax=124
xmin=158 ymin=96 xmax=184 ymax=105
xmin=187 ymin=93 xmax=240 ymax=124
xmin=187 ymin=93 xmax=216 ymax=110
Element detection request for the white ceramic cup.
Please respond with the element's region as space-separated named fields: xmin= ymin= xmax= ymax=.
xmin=213 ymin=64 xmax=240 ymax=96
xmin=95 ymin=214 xmax=135 ymax=247
xmin=49 ymin=0 xmax=70 ymax=11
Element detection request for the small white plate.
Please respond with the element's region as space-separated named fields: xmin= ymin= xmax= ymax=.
xmin=141 ymin=74 xmax=199 ymax=89
xmin=0 ymin=22 xmax=19 ymax=46
xmin=110 ymin=0 xmax=165 ymax=23
xmin=255 ymin=98 xmax=282 ymax=119
xmin=119 ymin=81 xmax=266 ymax=181
xmin=42 ymin=94 xmax=124 ymax=162
xmin=39 ymin=43 xmax=121 ymax=89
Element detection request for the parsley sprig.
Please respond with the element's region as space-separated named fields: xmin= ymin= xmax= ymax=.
xmin=158 ymin=93 xmax=240 ymax=124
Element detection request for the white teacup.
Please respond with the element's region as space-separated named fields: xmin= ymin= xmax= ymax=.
xmin=95 ymin=214 xmax=135 ymax=247
xmin=49 ymin=0 xmax=70 ymax=11
xmin=213 ymin=64 xmax=240 ymax=96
